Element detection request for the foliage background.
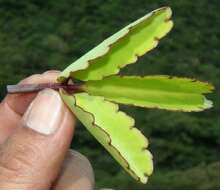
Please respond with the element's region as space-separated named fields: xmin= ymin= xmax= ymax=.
xmin=0 ymin=0 xmax=219 ymax=189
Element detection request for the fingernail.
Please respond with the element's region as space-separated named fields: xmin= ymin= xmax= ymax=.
xmin=23 ymin=89 xmax=65 ymax=135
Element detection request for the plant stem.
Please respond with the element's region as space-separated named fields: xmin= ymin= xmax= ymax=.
xmin=7 ymin=83 xmax=83 ymax=94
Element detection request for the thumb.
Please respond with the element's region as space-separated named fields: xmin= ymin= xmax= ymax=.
xmin=0 ymin=89 xmax=75 ymax=190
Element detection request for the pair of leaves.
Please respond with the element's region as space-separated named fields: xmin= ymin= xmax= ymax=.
xmin=57 ymin=7 xmax=214 ymax=183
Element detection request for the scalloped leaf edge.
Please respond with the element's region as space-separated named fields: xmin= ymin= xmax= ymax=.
xmin=60 ymin=91 xmax=153 ymax=183
xmin=83 ymin=75 xmax=214 ymax=112
xmin=58 ymin=6 xmax=173 ymax=82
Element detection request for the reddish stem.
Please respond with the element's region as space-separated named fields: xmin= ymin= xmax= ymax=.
xmin=7 ymin=83 xmax=83 ymax=94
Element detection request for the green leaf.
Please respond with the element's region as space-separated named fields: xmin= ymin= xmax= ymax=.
xmin=60 ymin=92 xmax=153 ymax=183
xmin=82 ymin=75 xmax=214 ymax=111
xmin=58 ymin=7 xmax=173 ymax=82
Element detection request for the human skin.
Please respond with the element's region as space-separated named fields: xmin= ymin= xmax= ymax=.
xmin=0 ymin=71 xmax=95 ymax=190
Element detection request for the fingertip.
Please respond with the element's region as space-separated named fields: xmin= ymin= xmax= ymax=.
xmin=41 ymin=71 xmax=61 ymax=82
xmin=19 ymin=71 xmax=60 ymax=85
xmin=53 ymin=150 xmax=95 ymax=190
xmin=18 ymin=74 xmax=42 ymax=84
xmin=43 ymin=70 xmax=61 ymax=75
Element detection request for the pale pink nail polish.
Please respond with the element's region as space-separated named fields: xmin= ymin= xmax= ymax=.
xmin=22 ymin=89 xmax=64 ymax=135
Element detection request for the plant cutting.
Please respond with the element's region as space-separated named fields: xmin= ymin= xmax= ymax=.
xmin=7 ymin=7 xmax=214 ymax=184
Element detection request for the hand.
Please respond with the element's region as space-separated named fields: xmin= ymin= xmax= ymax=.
xmin=0 ymin=71 xmax=94 ymax=190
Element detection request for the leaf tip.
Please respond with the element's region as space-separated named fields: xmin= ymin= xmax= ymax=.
xmin=204 ymin=98 xmax=213 ymax=109
xmin=165 ymin=6 xmax=172 ymax=17
xmin=141 ymin=175 xmax=148 ymax=184
xmin=157 ymin=6 xmax=172 ymax=19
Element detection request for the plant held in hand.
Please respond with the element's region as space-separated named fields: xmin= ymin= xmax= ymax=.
xmin=8 ymin=7 xmax=214 ymax=184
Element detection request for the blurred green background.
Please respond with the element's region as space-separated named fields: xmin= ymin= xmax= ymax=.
xmin=0 ymin=0 xmax=219 ymax=189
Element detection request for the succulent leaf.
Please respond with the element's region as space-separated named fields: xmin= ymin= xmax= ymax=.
xmin=60 ymin=92 xmax=153 ymax=183
xmin=83 ymin=75 xmax=214 ymax=111
xmin=58 ymin=7 xmax=173 ymax=82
